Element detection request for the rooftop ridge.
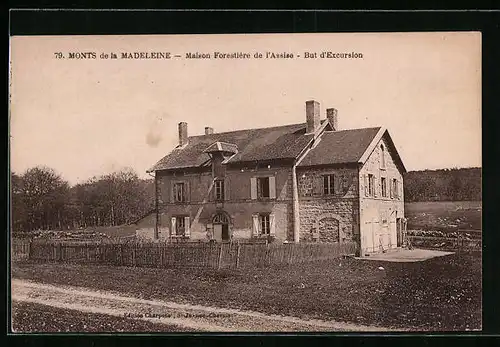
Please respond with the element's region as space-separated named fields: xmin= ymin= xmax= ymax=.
xmin=323 ymin=126 xmax=382 ymax=133
xmin=190 ymin=124 xmax=381 ymax=139
xmin=188 ymin=122 xmax=307 ymax=138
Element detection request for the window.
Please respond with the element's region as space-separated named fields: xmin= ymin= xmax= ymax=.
xmin=257 ymin=177 xmax=270 ymax=198
xmin=171 ymin=216 xmax=190 ymax=237
xmin=323 ymin=174 xmax=335 ymax=195
xmin=252 ymin=213 xmax=275 ymax=237
xmin=251 ymin=176 xmax=276 ymax=200
xmin=368 ymin=174 xmax=375 ymax=196
xmin=173 ymin=182 xmax=185 ymax=202
xmin=176 ymin=216 xmax=185 ymax=235
xmin=380 ymin=144 xmax=386 ymax=169
xmin=381 ymin=177 xmax=387 ymax=197
xmin=259 ymin=214 xmax=270 ymax=235
xmin=214 ymin=179 xmax=225 ymax=201
xmin=392 ymin=179 xmax=399 ymax=199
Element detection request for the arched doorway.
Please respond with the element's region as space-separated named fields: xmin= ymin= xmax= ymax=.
xmin=212 ymin=211 xmax=231 ymax=242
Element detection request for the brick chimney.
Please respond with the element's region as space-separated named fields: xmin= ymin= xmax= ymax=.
xmin=205 ymin=127 xmax=214 ymax=135
xmin=326 ymin=108 xmax=338 ymax=131
xmin=178 ymin=122 xmax=188 ymax=147
xmin=306 ymin=100 xmax=321 ymax=134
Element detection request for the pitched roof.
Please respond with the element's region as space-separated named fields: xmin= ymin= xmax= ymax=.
xmin=148 ymin=122 xmax=315 ymax=171
xmin=298 ymin=127 xmax=381 ymax=167
xmin=148 ymin=122 xmax=405 ymax=173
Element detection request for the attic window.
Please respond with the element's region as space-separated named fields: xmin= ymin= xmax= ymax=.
xmin=380 ymin=144 xmax=386 ymax=169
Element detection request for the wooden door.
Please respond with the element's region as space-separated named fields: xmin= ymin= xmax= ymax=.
xmin=214 ymin=224 xmax=222 ymax=242
xmin=396 ymin=218 xmax=402 ymax=246
xmin=222 ymin=224 xmax=230 ymax=241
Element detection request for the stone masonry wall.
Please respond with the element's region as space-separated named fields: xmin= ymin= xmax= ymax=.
xmin=296 ymin=167 xmax=359 ymax=243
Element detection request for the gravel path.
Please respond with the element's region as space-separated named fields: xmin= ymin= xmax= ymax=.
xmin=12 ymin=279 xmax=398 ymax=332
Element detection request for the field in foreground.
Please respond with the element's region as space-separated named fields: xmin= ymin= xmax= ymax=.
xmin=405 ymin=201 xmax=481 ymax=231
xmin=11 ymin=301 xmax=194 ymax=333
xmin=11 ymin=252 xmax=481 ymax=331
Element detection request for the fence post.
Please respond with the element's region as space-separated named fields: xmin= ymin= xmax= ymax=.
xmin=133 ymin=243 xmax=137 ymax=267
xmin=236 ymin=242 xmax=241 ymax=269
xmin=266 ymin=241 xmax=270 ymax=266
xmin=58 ymin=243 xmax=63 ymax=262
xmin=159 ymin=242 xmax=163 ymax=268
xmin=217 ymin=243 xmax=224 ymax=270
xmin=28 ymin=240 xmax=32 ymax=260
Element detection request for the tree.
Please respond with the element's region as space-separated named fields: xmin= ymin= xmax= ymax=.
xmin=11 ymin=172 xmax=26 ymax=232
xmin=11 ymin=165 xmax=156 ymax=233
xmin=18 ymin=166 xmax=70 ymax=231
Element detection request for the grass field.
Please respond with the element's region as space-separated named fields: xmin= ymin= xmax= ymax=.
xmin=11 ymin=252 xmax=481 ymax=331
xmin=11 ymin=301 xmax=194 ymax=333
xmin=405 ymin=201 xmax=481 ymax=232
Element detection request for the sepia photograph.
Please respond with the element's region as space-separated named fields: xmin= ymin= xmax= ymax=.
xmin=9 ymin=31 xmax=482 ymax=333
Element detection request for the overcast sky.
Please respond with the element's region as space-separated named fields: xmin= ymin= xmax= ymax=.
xmin=10 ymin=32 xmax=481 ymax=185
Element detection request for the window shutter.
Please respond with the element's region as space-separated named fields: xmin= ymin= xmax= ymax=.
xmin=171 ymin=217 xmax=177 ymax=236
xmin=170 ymin=183 xmax=175 ymax=203
xmin=313 ymin=176 xmax=323 ymax=196
xmin=396 ymin=180 xmax=400 ymax=199
xmin=209 ymin=179 xmax=215 ymax=202
xmin=364 ymin=175 xmax=368 ymax=197
xmin=269 ymin=176 xmax=276 ymax=199
xmin=335 ymin=175 xmax=342 ymax=195
xmin=184 ymin=216 xmax=190 ymax=237
xmin=250 ymin=177 xmax=257 ymax=200
xmin=252 ymin=214 xmax=259 ymax=237
xmin=185 ymin=181 xmax=190 ymax=202
xmin=269 ymin=213 xmax=276 ymax=236
xmin=389 ymin=179 xmax=393 ymax=198
xmin=373 ymin=177 xmax=378 ymax=197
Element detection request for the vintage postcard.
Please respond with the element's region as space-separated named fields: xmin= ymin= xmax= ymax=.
xmin=9 ymin=32 xmax=481 ymax=333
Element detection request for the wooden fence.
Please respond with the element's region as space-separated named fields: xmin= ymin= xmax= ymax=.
xmin=15 ymin=239 xmax=358 ymax=269
xmin=11 ymin=238 xmax=31 ymax=261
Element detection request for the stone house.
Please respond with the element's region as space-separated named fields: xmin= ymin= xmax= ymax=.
xmin=147 ymin=100 xmax=406 ymax=255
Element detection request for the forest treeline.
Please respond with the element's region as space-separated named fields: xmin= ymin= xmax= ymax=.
xmin=10 ymin=165 xmax=481 ymax=232
xmin=403 ymin=167 xmax=481 ymax=202
xmin=11 ymin=166 xmax=155 ymax=232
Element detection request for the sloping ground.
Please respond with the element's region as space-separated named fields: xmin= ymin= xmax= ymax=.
xmin=11 ymin=252 xmax=481 ymax=331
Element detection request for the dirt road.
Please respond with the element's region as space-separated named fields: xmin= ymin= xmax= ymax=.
xmin=12 ymin=279 xmax=398 ymax=332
